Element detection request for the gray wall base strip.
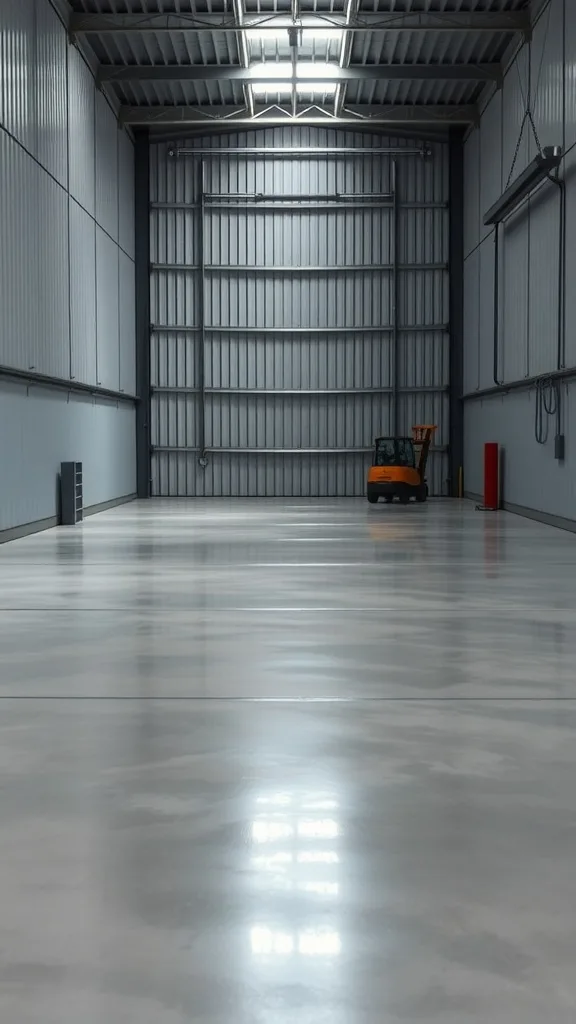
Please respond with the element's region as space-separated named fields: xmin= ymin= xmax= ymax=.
xmin=0 ymin=516 xmax=59 ymax=545
xmin=83 ymin=493 xmax=136 ymax=518
xmin=0 ymin=493 xmax=136 ymax=545
xmin=464 ymin=492 xmax=576 ymax=534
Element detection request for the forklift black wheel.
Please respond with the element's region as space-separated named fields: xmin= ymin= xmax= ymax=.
xmin=416 ymin=485 xmax=427 ymax=503
xmin=399 ymin=493 xmax=410 ymax=505
xmin=367 ymin=488 xmax=379 ymax=504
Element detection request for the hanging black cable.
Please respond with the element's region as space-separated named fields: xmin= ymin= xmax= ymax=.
xmin=534 ymin=376 xmax=560 ymax=446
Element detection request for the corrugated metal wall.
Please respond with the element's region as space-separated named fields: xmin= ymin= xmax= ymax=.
xmin=0 ymin=0 xmax=136 ymax=532
xmin=463 ymin=0 xmax=576 ymax=521
xmin=150 ymin=129 xmax=449 ymax=497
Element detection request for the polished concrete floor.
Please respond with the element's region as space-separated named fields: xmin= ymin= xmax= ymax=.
xmin=1 ymin=498 xmax=576 ymax=1022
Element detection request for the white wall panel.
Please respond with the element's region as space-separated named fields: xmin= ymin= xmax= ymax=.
xmin=528 ymin=189 xmax=560 ymax=376
xmin=502 ymin=47 xmax=530 ymax=192
xmin=530 ymin=0 xmax=565 ymax=159
xmin=96 ymin=227 xmax=120 ymax=392
xmin=463 ymin=248 xmax=479 ymax=394
xmin=0 ymin=383 xmax=136 ymax=531
xmin=36 ymin=0 xmax=67 ymax=187
xmin=0 ymin=0 xmax=35 ymax=153
xmin=565 ymin=0 xmax=576 ymax=149
xmin=118 ymin=130 xmax=135 ymax=258
xmin=479 ymin=94 xmax=502 ymax=239
xmin=68 ymin=46 xmax=95 ymax=216
xmin=0 ymin=0 xmax=137 ymax=534
xmin=500 ymin=210 xmax=529 ymax=384
xmin=0 ymin=131 xmax=37 ymax=370
xmin=563 ymin=144 xmax=576 ymax=367
xmin=119 ymin=252 xmax=136 ymax=395
xmin=95 ymin=91 xmax=119 ymax=241
xmin=463 ymin=127 xmax=479 ymax=258
xmin=69 ymin=198 xmax=97 ymax=385
xmin=478 ymin=235 xmax=495 ymax=391
xmin=464 ymin=383 xmax=576 ymax=520
xmin=463 ymin=2 xmax=576 ymax=524
xmin=32 ymin=169 xmax=68 ymax=378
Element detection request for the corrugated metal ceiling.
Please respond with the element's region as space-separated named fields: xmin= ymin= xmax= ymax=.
xmin=69 ymin=0 xmax=530 ymax=122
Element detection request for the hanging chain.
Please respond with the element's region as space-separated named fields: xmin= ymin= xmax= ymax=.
xmin=526 ymin=107 xmax=544 ymax=157
xmin=505 ymin=111 xmax=528 ymax=188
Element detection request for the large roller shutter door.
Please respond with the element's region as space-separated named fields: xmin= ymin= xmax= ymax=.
xmin=149 ymin=130 xmax=449 ymax=496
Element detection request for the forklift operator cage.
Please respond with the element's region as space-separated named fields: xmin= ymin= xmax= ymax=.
xmin=373 ymin=438 xmax=415 ymax=468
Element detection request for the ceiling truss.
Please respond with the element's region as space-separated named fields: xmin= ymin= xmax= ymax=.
xmin=71 ymin=3 xmax=532 ymax=133
xmin=98 ymin=64 xmax=502 ymax=85
xmin=120 ymin=103 xmax=478 ymax=126
xmin=70 ymin=12 xmax=531 ymax=35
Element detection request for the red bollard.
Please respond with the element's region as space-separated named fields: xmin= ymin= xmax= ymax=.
xmin=483 ymin=442 xmax=500 ymax=510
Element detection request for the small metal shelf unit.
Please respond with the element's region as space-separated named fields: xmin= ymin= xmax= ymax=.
xmin=61 ymin=461 xmax=83 ymax=525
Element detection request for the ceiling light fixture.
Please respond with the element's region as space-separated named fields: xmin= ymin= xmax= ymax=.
xmin=249 ymin=62 xmax=339 ymax=79
xmin=251 ymin=81 xmax=338 ymax=95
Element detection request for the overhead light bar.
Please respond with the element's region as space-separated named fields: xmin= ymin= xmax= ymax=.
xmin=251 ymin=81 xmax=338 ymax=94
xmin=249 ymin=62 xmax=340 ymax=79
xmin=483 ymin=146 xmax=562 ymax=225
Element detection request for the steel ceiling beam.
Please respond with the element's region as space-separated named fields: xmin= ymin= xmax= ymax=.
xmin=120 ymin=103 xmax=477 ymax=126
xmin=99 ymin=63 xmax=501 ymax=84
xmin=71 ymin=12 xmax=531 ymax=35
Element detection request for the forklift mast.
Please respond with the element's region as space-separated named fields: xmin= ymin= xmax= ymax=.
xmin=412 ymin=426 xmax=437 ymax=479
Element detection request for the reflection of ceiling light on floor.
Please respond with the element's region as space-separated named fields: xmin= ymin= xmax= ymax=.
xmin=251 ymin=851 xmax=294 ymax=869
xmin=297 ymin=818 xmax=339 ymax=838
xmin=252 ymin=820 xmax=293 ymax=843
xmin=300 ymin=881 xmax=339 ymax=896
xmin=299 ymin=929 xmax=342 ymax=956
xmin=297 ymin=850 xmax=339 ymax=864
xmin=250 ymin=926 xmax=341 ymax=958
xmin=252 ymin=818 xmax=340 ymax=843
xmin=251 ymin=927 xmax=294 ymax=956
xmin=255 ymin=793 xmax=292 ymax=806
xmin=302 ymin=799 xmax=338 ymax=810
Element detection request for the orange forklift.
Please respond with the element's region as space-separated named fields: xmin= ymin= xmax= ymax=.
xmin=367 ymin=425 xmax=436 ymax=505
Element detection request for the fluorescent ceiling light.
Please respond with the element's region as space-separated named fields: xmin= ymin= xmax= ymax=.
xmin=252 ymin=82 xmax=338 ymax=95
xmin=250 ymin=62 xmax=339 ymax=79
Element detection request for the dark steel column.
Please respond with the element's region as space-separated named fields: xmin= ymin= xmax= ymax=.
xmin=197 ymin=159 xmax=207 ymax=464
xmin=391 ymin=159 xmax=400 ymax=437
xmin=449 ymin=129 xmax=465 ymax=496
xmin=135 ymin=129 xmax=151 ymax=498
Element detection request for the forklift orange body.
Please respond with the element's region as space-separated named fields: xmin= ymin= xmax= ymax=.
xmin=367 ymin=425 xmax=437 ymax=505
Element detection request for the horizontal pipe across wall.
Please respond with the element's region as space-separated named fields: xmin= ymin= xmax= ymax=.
xmin=151 ymin=324 xmax=448 ymax=334
xmin=171 ymin=147 xmax=429 ymax=157
xmin=0 ymin=365 xmax=138 ymax=404
xmin=462 ymin=364 xmax=576 ymax=402
xmin=152 ymin=446 xmax=448 ymax=455
xmin=151 ymin=386 xmax=448 ymax=395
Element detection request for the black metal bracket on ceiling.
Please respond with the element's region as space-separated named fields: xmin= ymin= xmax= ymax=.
xmin=0 ymin=365 xmax=138 ymax=404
